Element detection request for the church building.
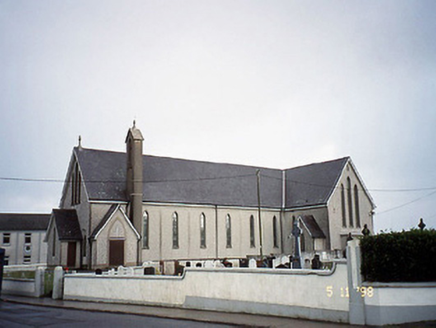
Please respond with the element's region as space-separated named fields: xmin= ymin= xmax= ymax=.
xmin=45 ymin=124 xmax=375 ymax=270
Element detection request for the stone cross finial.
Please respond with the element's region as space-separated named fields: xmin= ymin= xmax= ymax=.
xmin=362 ymin=224 xmax=370 ymax=236
xmin=418 ymin=218 xmax=426 ymax=230
xmin=291 ymin=219 xmax=302 ymax=269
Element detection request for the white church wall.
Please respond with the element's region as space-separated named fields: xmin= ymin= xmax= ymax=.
xmin=60 ymin=158 xmax=90 ymax=236
xmin=141 ymin=203 xmax=218 ymax=262
xmin=90 ymin=203 xmax=115 ymax=234
xmin=59 ymin=242 xmax=68 ymax=267
xmin=139 ymin=203 xmax=280 ymax=263
xmin=216 ymin=207 xmax=281 ymax=260
xmin=64 ymin=262 xmax=349 ymax=323
xmin=328 ymin=163 xmax=374 ymax=251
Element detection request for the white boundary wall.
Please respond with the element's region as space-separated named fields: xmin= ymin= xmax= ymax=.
xmin=364 ymin=282 xmax=436 ymax=326
xmin=64 ymin=263 xmax=349 ymax=323
xmin=62 ymin=240 xmax=436 ymax=325
xmin=2 ymin=267 xmax=45 ymax=297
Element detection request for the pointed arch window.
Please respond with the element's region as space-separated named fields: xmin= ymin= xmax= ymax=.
xmin=273 ymin=216 xmax=279 ymax=248
xmin=52 ymin=229 xmax=56 ymax=257
xmin=226 ymin=214 xmax=232 ymax=248
xmin=172 ymin=212 xmax=179 ymax=249
xmin=341 ymin=184 xmax=347 ymax=227
xmin=347 ymin=177 xmax=354 ymax=227
xmin=200 ymin=213 xmax=206 ymax=248
xmin=82 ymin=229 xmax=87 ymax=257
xmin=250 ymin=215 xmax=255 ymax=248
xmin=71 ymin=162 xmax=81 ymax=205
xmin=143 ymin=211 xmax=149 ymax=249
xmin=354 ymin=185 xmax=361 ymax=228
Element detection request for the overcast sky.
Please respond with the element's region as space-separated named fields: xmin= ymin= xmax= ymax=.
xmin=1 ymin=1 xmax=435 ymax=232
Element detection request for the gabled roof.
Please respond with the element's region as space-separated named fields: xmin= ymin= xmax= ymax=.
xmin=0 ymin=213 xmax=50 ymax=231
xmin=299 ymin=215 xmax=326 ymax=239
xmin=90 ymin=204 xmax=140 ymax=240
xmin=75 ymin=147 xmax=283 ymax=208
xmin=125 ymin=125 xmax=144 ymax=142
xmin=52 ymin=209 xmax=82 ymax=241
xmin=72 ymin=147 xmax=357 ymax=210
xmin=285 ymin=157 xmax=349 ymax=208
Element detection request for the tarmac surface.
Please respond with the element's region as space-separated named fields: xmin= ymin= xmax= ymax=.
xmin=1 ymin=294 xmax=436 ymax=328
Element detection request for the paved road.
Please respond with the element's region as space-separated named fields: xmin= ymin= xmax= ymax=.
xmin=0 ymin=302 xmax=236 ymax=328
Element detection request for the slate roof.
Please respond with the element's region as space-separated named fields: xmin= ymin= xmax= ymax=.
xmin=285 ymin=157 xmax=349 ymax=208
xmin=75 ymin=147 xmax=283 ymax=208
xmin=0 ymin=213 xmax=50 ymax=231
xmin=52 ymin=209 xmax=82 ymax=241
xmin=74 ymin=147 xmax=349 ymax=209
xmin=300 ymin=215 xmax=326 ymax=239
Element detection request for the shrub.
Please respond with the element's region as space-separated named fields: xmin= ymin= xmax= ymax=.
xmin=360 ymin=229 xmax=436 ymax=282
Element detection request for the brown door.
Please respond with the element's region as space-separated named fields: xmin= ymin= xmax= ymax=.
xmin=67 ymin=242 xmax=76 ymax=267
xmin=109 ymin=240 xmax=124 ymax=266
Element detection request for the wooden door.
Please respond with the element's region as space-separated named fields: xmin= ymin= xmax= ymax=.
xmin=67 ymin=242 xmax=76 ymax=267
xmin=109 ymin=240 xmax=124 ymax=266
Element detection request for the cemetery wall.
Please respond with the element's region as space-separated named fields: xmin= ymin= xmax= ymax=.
xmin=2 ymin=278 xmax=36 ymax=296
xmin=63 ymin=262 xmax=349 ymax=323
xmin=364 ymin=282 xmax=436 ymax=326
xmin=2 ymin=267 xmax=45 ymax=297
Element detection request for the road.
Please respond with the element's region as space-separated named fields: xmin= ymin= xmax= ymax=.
xmin=0 ymin=301 xmax=236 ymax=328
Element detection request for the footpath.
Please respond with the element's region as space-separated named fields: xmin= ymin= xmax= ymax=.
xmin=1 ymin=295 xmax=435 ymax=328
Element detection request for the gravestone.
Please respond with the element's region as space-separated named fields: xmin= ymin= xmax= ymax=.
xmin=204 ymin=260 xmax=214 ymax=268
xmin=291 ymin=220 xmax=302 ymax=269
xmin=144 ymin=267 xmax=155 ymax=275
xmin=249 ymin=258 xmax=257 ymax=268
xmin=164 ymin=261 xmax=176 ymax=275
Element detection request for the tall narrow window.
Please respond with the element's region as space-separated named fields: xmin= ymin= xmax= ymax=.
xmin=347 ymin=177 xmax=353 ymax=227
xmin=71 ymin=162 xmax=81 ymax=205
xmin=354 ymin=185 xmax=361 ymax=228
xmin=52 ymin=230 xmax=56 ymax=257
xmin=172 ymin=212 xmax=179 ymax=249
xmin=200 ymin=213 xmax=206 ymax=248
xmin=143 ymin=211 xmax=149 ymax=249
xmin=250 ymin=215 xmax=255 ymax=248
xmin=82 ymin=229 xmax=87 ymax=257
xmin=273 ymin=216 xmax=279 ymax=248
xmin=226 ymin=214 xmax=232 ymax=248
xmin=341 ymin=184 xmax=347 ymax=227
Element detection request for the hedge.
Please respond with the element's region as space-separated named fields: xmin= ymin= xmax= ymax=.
xmin=360 ymin=229 xmax=436 ymax=282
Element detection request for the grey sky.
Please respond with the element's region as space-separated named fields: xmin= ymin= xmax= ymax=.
xmin=1 ymin=1 xmax=435 ymax=232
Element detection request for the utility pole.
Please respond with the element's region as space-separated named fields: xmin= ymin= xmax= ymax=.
xmin=256 ymin=170 xmax=263 ymax=261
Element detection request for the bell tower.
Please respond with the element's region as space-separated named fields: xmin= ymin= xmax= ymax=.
xmin=125 ymin=121 xmax=144 ymax=264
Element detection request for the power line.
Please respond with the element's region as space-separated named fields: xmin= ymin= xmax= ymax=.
xmin=376 ymin=190 xmax=436 ymax=215
xmin=2 ymin=174 xmax=436 ymax=193
xmin=0 ymin=174 xmax=255 ymax=184
xmin=2 ymin=174 xmax=436 ymax=216
xmin=259 ymin=173 xmax=436 ymax=193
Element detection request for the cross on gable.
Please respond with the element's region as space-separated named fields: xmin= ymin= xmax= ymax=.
xmin=292 ymin=220 xmax=302 ymax=238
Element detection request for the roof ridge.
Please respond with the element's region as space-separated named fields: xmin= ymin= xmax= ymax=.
xmin=285 ymin=156 xmax=350 ymax=171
